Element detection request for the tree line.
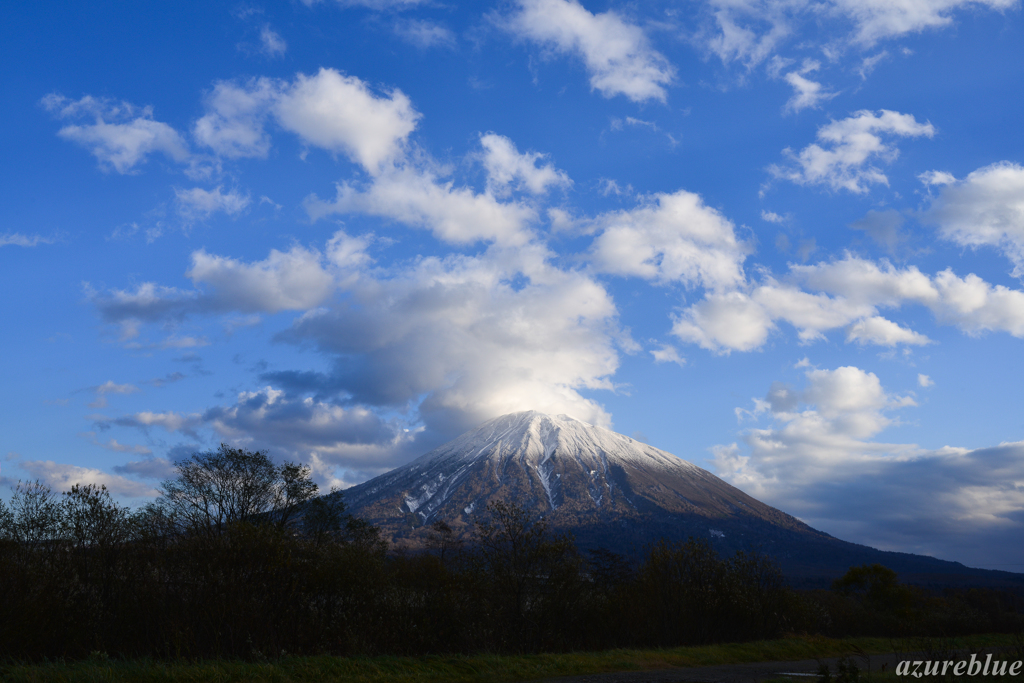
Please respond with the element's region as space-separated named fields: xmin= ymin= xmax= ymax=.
xmin=1 ymin=445 xmax=1021 ymax=661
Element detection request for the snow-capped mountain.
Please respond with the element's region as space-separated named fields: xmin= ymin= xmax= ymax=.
xmin=338 ymin=411 xmax=1024 ymax=586
xmin=341 ymin=410 xmax=817 ymax=547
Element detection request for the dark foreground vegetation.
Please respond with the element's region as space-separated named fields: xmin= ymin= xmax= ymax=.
xmin=2 ymin=446 xmax=1022 ymax=663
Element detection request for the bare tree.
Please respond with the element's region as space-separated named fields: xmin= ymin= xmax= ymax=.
xmin=152 ymin=444 xmax=320 ymax=535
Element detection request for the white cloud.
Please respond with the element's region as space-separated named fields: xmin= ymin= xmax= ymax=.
xmin=858 ymin=51 xmax=889 ymax=79
xmin=650 ymin=343 xmax=686 ymax=366
xmin=835 ymin=0 xmax=1018 ymax=46
xmin=793 ymin=256 xmax=1024 ymax=337
xmin=505 ymin=0 xmax=674 ymax=103
xmin=42 ymin=94 xmax=190 ymax=174
xmin=922 ymin=162 xmax=1024 ymax=277
xmin=771 ymin=109 xmax=935 ymax=193
xmin=713 ymin=366 xmax=1024 ymax=567
xmin=480 ymin=133 xmax=572 ymax=197
xmin=918 ymin=373 xmax=934 ymax=387
xmin=89 ymin=380 xmax=141 ymax=409
xmin=783 ymin=60 xmax=837 ymax=113
xmin=175 ymin=186 xmax=251 ymax=221
xmin=273 ymin=68 xmax=420 ymax=174
xmin=0 ymin=233 xmax=58 ymax=247
xmin=589 ymin=189 xmax=750 ymax=289
xmin=89 ymin=233 xmax=626 ymax=472
xmin=790 ymin=255 xmax=938 ymax=307
xmin=696 ymin=0 xmax=1015 ymax=67
xmin=761 ymin=210 xmax=786 ymax=223
xmin=193 ymin=78 xmax=277 ymax=159
xmin=929 ymin=268 xmax=1024 ymax=336
xmin=260 ymin=25 xmax=287 ymax=56
xmin=91 ymin=241 xmax=343 ymax=327
xmin=15 ymin=459 xmax=159 ymax=498
xmin=672 ymin=254 xmax=1024 ymax=352
xmin=185 ymin=245 xmax=337 ymax=313
xmin=305 ymin=165 xmax=538 ymax=246
xmin=91 ymin=438 xmax=153 ymax=456
xmin=699 ymin=0 xmax=795 ymax=67
xmin=192 ymin=70 xmax=419 ymax=172
xmin=672 ymin=290 xmax=776 ymax=353
xmin=131 ymin=411 xmax=202 ymax=432
xmin=393 ymin=18 xmax=457 ymax=49
xmin=846 ymin=315 xmax=931 ymax=346
xmin=271 ymin=241 xmax=623 ymax=438
xmin=919 ymin=169 xmax=957 ymax=186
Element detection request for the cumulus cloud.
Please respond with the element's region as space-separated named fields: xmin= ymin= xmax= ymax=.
xmin=794 ymin=256 xmax=1024 ymax=337
xmin=91 ymin=241 xmax=344 ymax=331
xmin=175 ymin=186 xmax=251 ymax=221
xmin=274 ymin=68 xmax=420 ymax=174
xmin=672 ymin=290 xmax=777 ymax=352
xmin=89 ymin=232 xmax=626 ymax=476
xmin=713 ymin=366 xmax=1024 ymax=568
xmin=186 ymin=245 xmax=337 ymax=313
xmin=846 ymin=315 xmax=931 ymax=346
xmin=393 ymin=18 xmax=457 ymax=49
xmin=650 ymin=344 xmax=686 ymax=366
xmin=306 ymin=165 xmax=538 ymax=246
xmin=922 ymin=162 xmax=1024 ymax=277
xmin=193 ymin=69 xmax=419 ymax=173
xmin=193 ymin=78 xmax=277 ymax=159
xmin=271 ymin=241 xmax=622 ymax=439
xmin=505 ymin=0 xmax=674 ymax=102
xmin=918 ymin=373 xmax=934 ymax=387
xmin=672 ymin=254 xmax=1024 ymax=352
xmin=42 ymin=94 xmax=190 ymax=173
xmin=771 ymin=110 xmax=935 ymax=193
xmin=589 ymin=190 xmax=750 ymax=289
xmin=479 ymin=133 xmax=571 ymax=197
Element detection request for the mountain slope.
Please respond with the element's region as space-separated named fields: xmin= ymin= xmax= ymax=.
xmin=343 ymin=411 xmax=815 ymax=535
xmin=338 ymin=411 xmax=1024 ymax=588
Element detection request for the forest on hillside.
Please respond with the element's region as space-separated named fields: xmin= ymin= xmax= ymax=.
xmin=2 ymin=446 xmax=1022 ymax=661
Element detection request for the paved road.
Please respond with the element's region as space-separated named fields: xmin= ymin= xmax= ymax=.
xmin=524 ymin=651 xmax=912 ymax=683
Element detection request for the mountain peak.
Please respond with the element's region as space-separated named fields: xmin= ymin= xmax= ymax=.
xmin=342 ymin=409 xmax=775 ymax=534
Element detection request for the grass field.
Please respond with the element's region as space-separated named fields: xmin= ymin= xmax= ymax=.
xmin=2 ymin=634 xmax=1019 ymax=683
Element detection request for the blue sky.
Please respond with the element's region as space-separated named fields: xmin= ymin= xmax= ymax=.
xmin=2 ymin=0 xmax=1023 ymax=570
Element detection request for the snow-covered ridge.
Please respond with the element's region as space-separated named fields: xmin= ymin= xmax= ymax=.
xmin=366 ymin=410 xmax=707 ymax=523
xmin=409 ymin=411 xmax=701 ymax=472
